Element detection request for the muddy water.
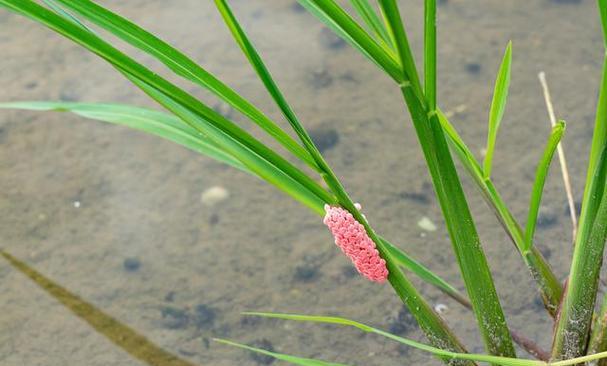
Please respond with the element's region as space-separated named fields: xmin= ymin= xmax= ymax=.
xmin=0 ymin=0 xmax=603 ymax=365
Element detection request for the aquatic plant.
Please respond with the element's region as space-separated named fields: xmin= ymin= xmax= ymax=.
xmin=2 ymin=0 xmax=607 ymax=365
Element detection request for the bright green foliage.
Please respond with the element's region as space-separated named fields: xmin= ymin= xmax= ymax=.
xmin=483 ymin=41 xmax=512 ymax=179
xmin=3 ymin=0 xmax=607 ymax=366
xmin=523 ymin=121 xmax=566 ymax=251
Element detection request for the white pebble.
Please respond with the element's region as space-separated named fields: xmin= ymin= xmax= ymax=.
xmin=73 ymin=201 xmax=81 ymax=208
xmin=417 ymin=216 xmax=437 ymax=232
xmin=434 ymin=303 xmax=448 ymax=314
xmin=200 ymin=186 xmax=229 ymax=207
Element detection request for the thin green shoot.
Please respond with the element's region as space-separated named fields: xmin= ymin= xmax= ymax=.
xmin=483 ymin=41 xmax=512 ymax=179
xmin=523 ymin=120 xmax=566 ymax=251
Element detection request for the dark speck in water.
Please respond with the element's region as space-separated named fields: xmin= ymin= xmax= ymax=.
xmin=537 ymin=207 xmax=558 ymax=229
xmin=209 ymin=213 xmax=220 ymax=225
xmin=308 ymin=69 xmax=333 ymax=89
xmin=123 ymin=257 xmax=141 ymax=272
xmin=193 ymin=304 xmax=216 ymax=329
xmin=438 ymin=0 xmax=448 ymax=4
xmin=0 ymin=127 xmax=5 ymax=143
xmin=241 ymin=315 xmax=261 ymax=327
xmin=319 ymin=28 xmax=346 ymax=50
xmin=549 ymin=0 xmax=582 ymax=4
xmin=538 ymin=245 xmax=552 ymax=260
xmin=25 ymin=81 xmax=37 ymax=89
xmin=164 ymin=291 xmax=176 ymax=302
xmin=388 ymin=306 xmax=416 ymax=335
xmin=160 ymin=306 xmax=189 ymax=330
xmin=309 ymin=127 xmax=339 ymax=153
xmin=294 ymin=263 xmax=320 ymax=282
xmin=465 ymin=62 xmax=482 ymax=75
xmin=399 ymin=191 xmax=430 ymax=204
xmin=341 ymin=265 xmax=358 ymax=279
xmin=248 ymin=339 xmax=276 ymax=365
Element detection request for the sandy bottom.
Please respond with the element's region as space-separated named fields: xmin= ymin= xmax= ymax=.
xmin=0 ymin=0 xmax=604 ymax=365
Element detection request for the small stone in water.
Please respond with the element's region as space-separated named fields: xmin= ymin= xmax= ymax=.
xmin=418 ymin=216 xmax=437 ymax=232
xmin=123 ymin=257 xmax=141 ymax=272
xmin=73 ymin=201 xmax=81 ymax=208
xmin=200 ymin=186 xmax=229 ymax=207
xmin=434 ymin=303 xmax=448 ymax=314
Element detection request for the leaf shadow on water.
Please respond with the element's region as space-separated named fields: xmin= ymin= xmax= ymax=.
xmin=0 ymin=250 xmax=199 ymax=366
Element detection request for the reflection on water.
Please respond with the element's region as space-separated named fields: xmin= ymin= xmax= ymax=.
xmin=0 ymin=0 xmax=604 ymax=365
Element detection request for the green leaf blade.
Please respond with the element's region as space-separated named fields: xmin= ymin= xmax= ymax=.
xmin=523 ymin=120 xmax=566 ymax=251
xmin=483 ymin=41 xmax=512 ymax=179
xmin=0 ymin=101 xmax=247 ymax=172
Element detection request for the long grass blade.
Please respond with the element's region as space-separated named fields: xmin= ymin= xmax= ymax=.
xmin=47 ymin=0 xmax=317 ymax=171
xmin=551 ymin=146 xmax=607 ymax=360
xmin=483 ymin=41 xmax=512 ymax=179
xmin=523 ymin=120 xmax=566 ymax=251
xmin=400 ymin=85 xmax=515 ymax=358
xmin=0 ymin=101 xmax=247 ymax=172
xmin=215 ymin=339 xmax=350 ymax=366
xmin=424 ymin=0 xmax=437 ymax=110
xmin=240 ymin=313 xmax=548 ymax=366
xmin=0 ymin=250 xmax=199 ymax=366
xmin=378 ymin=0 xmax=515 ymax=357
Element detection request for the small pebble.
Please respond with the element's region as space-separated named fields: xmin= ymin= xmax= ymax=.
xmin=309 ymin=127 xmax=339 ymax=152
xmin=123 ymin=257 xmax=141 ymax=272
xmin=73 ymin=201 xmax=81 ymax=208
xmin=160 ymin=306 xmax=189 ymax=329
xmin=319 ymin=27 xmax=346 ymax=50
xmin=417 ymin=216 xmax=437 ymax=232
xmin=201 ymin=186 xmax=229 ymax=207
xmin=193 ymin=304 xmax=216 ymax=329
xmin=434 ymin=303 xmax=448 ymax=314
xmin=212 ymin=102 xmax=234 ymax=119
xmin=248 ymin=339 xmax=276 ymax=365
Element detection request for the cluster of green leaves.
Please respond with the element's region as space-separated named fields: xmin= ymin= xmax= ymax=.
xmin=2 ymin=0 xmax=607 ymax=366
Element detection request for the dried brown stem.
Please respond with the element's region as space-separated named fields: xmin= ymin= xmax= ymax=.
xmin=538 ymin=71 xmax=578 ymax=243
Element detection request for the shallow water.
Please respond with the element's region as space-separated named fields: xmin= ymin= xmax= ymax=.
xmin=0 ymin=0 xmax=604 ymax=365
